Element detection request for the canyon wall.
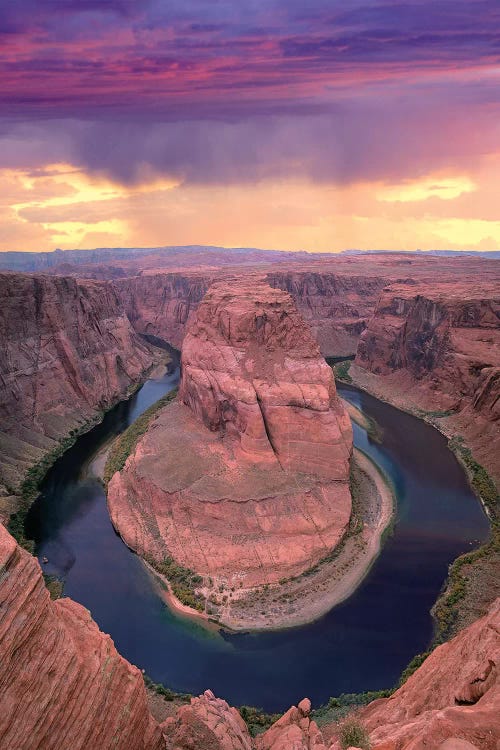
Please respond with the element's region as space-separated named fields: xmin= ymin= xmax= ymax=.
xmin=115 ymin=272 xmax=212 ymax=349
xmin=353 ymin=282 xmax=500 ymax=485
xmin=266 ymin=271 xmax=389 ymax=356
xmin=108 ymin=280 xmax=353 ymax=624
xmin=0 ymin=272 xmax=159 ymax=522
xmin=114 ymin=269 xmax=390 ymax=357
xmin=1 ymin=520 xmax=498 ymax=750
xmin=0 ymin=523 xmax=164 ymax=750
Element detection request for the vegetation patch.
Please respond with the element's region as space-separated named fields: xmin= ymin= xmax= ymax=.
xmin=103 ymin=389 xmax=177 ymax=485
xmin=145 ymin=554 xmax=205 ymax=612
xmin=332 ymin=359 xmax=353 ymax=383
xmin=238 ymin=705 xmax=281 ymax=737
xmin=313 ymin=690 xmax=392 ymax=725
xmin=338 ymin=718 xmax=371 ymax=750
xmin=43 ymin=573 xmax=64 ymax=600
xmin=143 ymin=674 xmax=191 ymax=703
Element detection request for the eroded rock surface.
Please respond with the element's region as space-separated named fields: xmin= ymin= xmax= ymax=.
xmin=0 ymin=524 xmax=163 ymax=750
xmin=0 ymin=272 xmax=159 ymax=521
xmin=108 ymin=280 xmax=352 ymax=603
xmin=355 ymin=598 xmax=500 ymax=750
xmin=354 ymin=282 xmax=500 ymax=485
xmin=162 ymin=690 xmax=252 ymax=750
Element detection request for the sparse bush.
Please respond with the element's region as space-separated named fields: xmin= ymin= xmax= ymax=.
xmin=339 ymin=719 xmax=370 ymax=750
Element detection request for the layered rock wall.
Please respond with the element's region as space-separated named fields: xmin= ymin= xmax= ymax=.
xmin=0 ymin=524 xmax=163 ymax=750
xmin=353 ymin=283 xmax=500 ymax=484
xmin=115 ymin=272 xmax=212 ymax=349
xmin=108 ymin=280 xmax=352 ymax=603
xmin=266 ymin=271 xmax=389 ymax=356
xmin=0 ymin=272 xmax=158 ymax=520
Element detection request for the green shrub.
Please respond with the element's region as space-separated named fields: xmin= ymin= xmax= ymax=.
xmin=334 ymin=360 xmax=353 ymax=383
xmin=238 ymin=706 xmax=281 ymax=737
xmin=339 ymin=719 xmax=370 ymax=750
xmin=146 ymin=554 xmax=205 ymax=612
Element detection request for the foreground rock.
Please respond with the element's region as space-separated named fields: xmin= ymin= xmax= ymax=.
xmin=0 ymin=272 xmax=159 ymax=522
xmin=354 ymin=282 xmax=500 ymax=487
xmin=108 ymin=280 xmax=352 ymax=623
xmin=355 ymin=598 xmax=500 ymax=750
xmin=0 ymin=523 xmax=163 ymax=750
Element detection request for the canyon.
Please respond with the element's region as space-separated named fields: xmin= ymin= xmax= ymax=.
xmin=107 ymin=279 xmax=357 ymax=626
xmin=353 ymin=281 xmax=500 ymax=486
xmin=1 ymin=521 xmax=498 ymax=750
xmin=0 ymin=272 xmax=163 ymax=525
xmin=0 ymin=248 xmax=498 ymax=749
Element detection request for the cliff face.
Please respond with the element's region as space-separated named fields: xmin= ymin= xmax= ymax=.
xmin=354 ymin=282 xmax=500 ymax=484
xmin=356 ymin=598 xmax=500 ymax=750
xmin=266 ymin=271 xmax=389 ymax=356
xmin=114 ymin=269 xmax=390 ymax=358
xmin=0 ymin=272 xmax=158 ymax=521
xmin=108 ymin=280 xmax=352 ymax=617
xmin=179 ymin=279 xmax=352 ymax=478
xmin=0 ymin=523 xmax=163 ymax=750
xmin=115 ymin=272 xmax=212 ymax=349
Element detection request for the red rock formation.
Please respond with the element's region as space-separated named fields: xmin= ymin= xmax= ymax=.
xmin=162 ymin=690 xmax=252 ymax=750
xmin=115 ymin=272 xmax=212 ymax=349
xmin=108 ymin=280 xmax=352 ymax=604
xmin=256 ymin=698 xmax=328 ymax=750
xmin=355 ymin=598 xmax=500 ymax=750
xmin=0 ymin=272 xmax=159 ymax=521
xmin=266 ymin=271 xmax=389 ymax=356
xmin=0 ymin=523 xmax=163 ymax=750
xmin=353 ymin=282 xmax=500 ymax=485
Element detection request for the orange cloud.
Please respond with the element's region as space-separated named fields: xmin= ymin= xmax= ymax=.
xmin=1 ymin=162 xmax=499 ymax=253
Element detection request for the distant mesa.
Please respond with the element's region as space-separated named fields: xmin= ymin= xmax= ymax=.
xmin=107 ymin=279 xmax=353 ymax=618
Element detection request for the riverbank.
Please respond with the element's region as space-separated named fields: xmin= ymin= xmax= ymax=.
xmin=138 ymin=446 xmax=395 ymax=632
xmin=2 ymin=351 xmax=170 ymax=540
xmin=344 ymin=362 xmax=499 ymax=643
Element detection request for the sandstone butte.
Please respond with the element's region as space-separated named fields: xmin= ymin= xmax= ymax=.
xmin=108 ymin=279 xmax=353 ymax=599
xmin=0 ymin=271 xmax=160 ymax=523
xmin=352 ymin=282 xmax=500 ymax=486
xmin=1 ymin=522 xmax=499 ymax=750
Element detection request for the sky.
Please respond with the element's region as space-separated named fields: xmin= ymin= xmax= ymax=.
xmin=1 ymin=0 xmax=499 ymax=253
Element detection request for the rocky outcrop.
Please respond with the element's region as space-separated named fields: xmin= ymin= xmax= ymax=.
xmin=162 ymin=690 xmax=252 ymax=750
xmin=256 ymin=698 xmax=327 ymax=750
xmin=0 ymin=523 xmax=163 ymax=750
xmin=354 ymin=598 xmax=500 ymax=750
xmin=108 ymin=280 xmax=352 ymax=621
xmin=161 ymin=692 xmax=326 ymax=750
xmin=353 ymin=282 xmax=500 ymax=485
xmin=0 ymin=272 xmax=159 ymax=521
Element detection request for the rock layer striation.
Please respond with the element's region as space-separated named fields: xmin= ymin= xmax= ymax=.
xmin=0 ymin=524 xmax=163 ymax=750
xmin=0 ymin=272 xmax=159 ymax=521
xmin=353 ymin=282 xmax=500 ymax=485
xmin=108 ymin=280 xmax=352 ymax=601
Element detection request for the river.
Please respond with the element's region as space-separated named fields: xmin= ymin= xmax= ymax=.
xmin=25 ymin=365 xmax=489 ymax=712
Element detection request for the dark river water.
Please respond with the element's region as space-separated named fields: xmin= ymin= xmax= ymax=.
xmin=25 ymin=367 xmax=489 ymax=712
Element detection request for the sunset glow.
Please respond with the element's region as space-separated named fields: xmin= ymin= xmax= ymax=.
xmin=0 ymin=0 xmax=499 ymax=252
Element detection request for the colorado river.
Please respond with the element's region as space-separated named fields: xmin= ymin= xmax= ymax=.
xmin=25 ymin=364 xmax=489 ymax=712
